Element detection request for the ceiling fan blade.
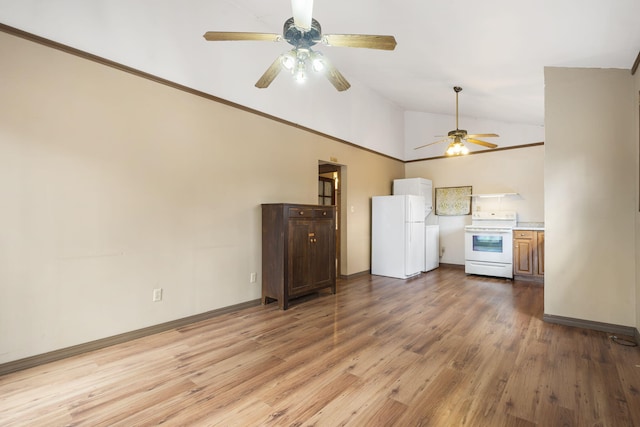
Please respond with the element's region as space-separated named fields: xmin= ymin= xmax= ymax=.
xmin=291 ymin=0 xmax=313 ymax=30
xmin=203 ymin=32 xmax=281 ymax=42
xmin=467 ymin=138 xmax=498 ymax=149
xmin=414 ymin=139 xmax=448 ymax=150
xmin=466 ymin=133 xmax=499 ymax=138
xmin=323 ymin=34 xmax=397 ymax=50
xmin=322 ymin=59 xmax=351 ymax=91
xmin=255 ymin=56 xmax=283 ymax=89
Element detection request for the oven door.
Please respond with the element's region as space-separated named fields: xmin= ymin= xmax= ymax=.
xmin=464 ymin=227 xmax=513 ymax=264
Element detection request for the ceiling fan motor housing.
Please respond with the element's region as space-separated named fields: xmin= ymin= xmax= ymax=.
xmin=448 ymin=129 xmax=467 ymax=137
xmin=283 ymin=17 xmax=322 ymax=48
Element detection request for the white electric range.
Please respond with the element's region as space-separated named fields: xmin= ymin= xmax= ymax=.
xmin=464 ymin=211 xmax=517 ymax=279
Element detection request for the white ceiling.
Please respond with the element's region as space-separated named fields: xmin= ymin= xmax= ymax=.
xmin=1 ymin=0 xmax=639 ymax=157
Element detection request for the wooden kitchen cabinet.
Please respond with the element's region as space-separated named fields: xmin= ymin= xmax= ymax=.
xmin=262 ymin=203 xmax=336 ymax=309
xmin=537 ymin=231 xmax=544 ymax=276
xmin=513 ymin=229 xmax=544 ymax=283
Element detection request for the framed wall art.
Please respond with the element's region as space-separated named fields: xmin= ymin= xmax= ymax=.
xmin=435 ymin=186 xmax=472 ymax=216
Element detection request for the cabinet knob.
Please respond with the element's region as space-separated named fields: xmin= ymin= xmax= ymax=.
xmin=299 ymin=211 xmax=304 ymax=215
xmin=322 ymin=211 xmax=327 ymax=216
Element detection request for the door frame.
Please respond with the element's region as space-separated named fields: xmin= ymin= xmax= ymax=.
xmin=319 ymin=162 xmax=343 ymax=277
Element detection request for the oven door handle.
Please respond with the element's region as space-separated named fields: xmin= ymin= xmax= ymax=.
xmin=465 ymin=228 xmax=512 ymax=233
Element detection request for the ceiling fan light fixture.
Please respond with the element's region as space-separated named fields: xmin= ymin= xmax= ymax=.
xmin=280 ymin=48 xmax=324 ymax=83
xmin=446 ymin=138 xmax=469 ymax=156
xmin=310 ymin=51 xmax=324 ymax=72
xmin=294 ymin=69 xmax=307 ymax=83
xmin=294 ymin=60 xmax=307 ymax=83
xmin=281 ymin=52 xmax=296 ymax=70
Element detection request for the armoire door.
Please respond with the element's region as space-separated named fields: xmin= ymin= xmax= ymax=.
xmin=311 ymin=219 xmax=335 ymax=288
xmin=287 ymin=219 xmax=313 ymax=295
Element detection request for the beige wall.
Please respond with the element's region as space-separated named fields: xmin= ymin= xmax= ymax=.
xmin=0 ymin=31 xmax=404 ymax=363
xmin=545 ymin=67 xmax=636 ymax=327
xmin=405 ymin=146 xmax=545 ymax=264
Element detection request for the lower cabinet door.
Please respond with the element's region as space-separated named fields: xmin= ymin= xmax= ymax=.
xmin=537 ymin=231 xmax=545 ymax=276
xmin=513 ymin=230 xmax=544 ymax=281
xmin=311 ymin=219 xmax=335 ymax=288
xmin=514 ymin=238 xmax=534 ymax=275
xmin=287 ymin=220 xmax=313 ymax=295
xmin=287 ymin=217 xmax=336 ymax=296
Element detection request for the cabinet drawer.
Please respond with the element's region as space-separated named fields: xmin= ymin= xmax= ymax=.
xmin=288 ymin=207 xmax=313 ymax=218
xmin=513 ymin=230 xmax=534 ymax=240
xmin=288 ymin=207 xmax=334 ymax=219
xmin=314 ymin=208 xmax=334 ymax=219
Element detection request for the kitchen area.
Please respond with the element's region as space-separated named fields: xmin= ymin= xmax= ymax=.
xmin=371 ymin=178 xmax=544 ymax=283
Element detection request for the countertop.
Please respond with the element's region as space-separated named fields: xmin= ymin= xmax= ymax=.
xmin=513 ymin=222 xmax=545 ymax=231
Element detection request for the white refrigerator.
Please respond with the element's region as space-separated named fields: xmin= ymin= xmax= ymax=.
xmin=371 ymin=195 xmax=425 ymax=279
xmin=393 ymin=177 xmax=440 ymax=272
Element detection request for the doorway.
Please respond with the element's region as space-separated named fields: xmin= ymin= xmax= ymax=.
xmin=319 ymin=162 xmax=342 ymax=277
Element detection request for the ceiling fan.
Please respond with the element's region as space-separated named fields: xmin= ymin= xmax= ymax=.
xmin=415 ymin=86 xmax=499 ymax=156
xmin=203 ymin=0 xmax=397 ymax=91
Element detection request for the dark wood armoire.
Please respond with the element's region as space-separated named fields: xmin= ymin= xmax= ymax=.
xmin=261 ymin=203 xmax=336 ymax=309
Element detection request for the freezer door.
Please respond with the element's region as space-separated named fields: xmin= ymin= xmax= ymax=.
xmin=405 ymin=195 xmax=425 ymax=223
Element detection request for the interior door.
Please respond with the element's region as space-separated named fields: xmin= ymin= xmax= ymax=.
xmin=318 ymin=177 xmax=335 ymax=205
xmin=318 ymin=163 xmax=341 ymax=276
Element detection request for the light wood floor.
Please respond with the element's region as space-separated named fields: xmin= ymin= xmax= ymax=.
xmin=1 ymin=266 xmax=640 ymax=426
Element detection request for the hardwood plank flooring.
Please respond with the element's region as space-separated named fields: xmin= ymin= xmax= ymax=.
xmin=1 ymin=266 xmax=640 ymax=426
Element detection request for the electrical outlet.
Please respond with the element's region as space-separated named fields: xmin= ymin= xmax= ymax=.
xmin=153 ymin=288 xmax=163 ymax=302
xmin=250 ymin=272 xmax=257 ymax=283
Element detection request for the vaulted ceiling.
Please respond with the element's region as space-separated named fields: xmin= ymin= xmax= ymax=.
xmin=1 ymin=0 xmax=638 ymax=158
